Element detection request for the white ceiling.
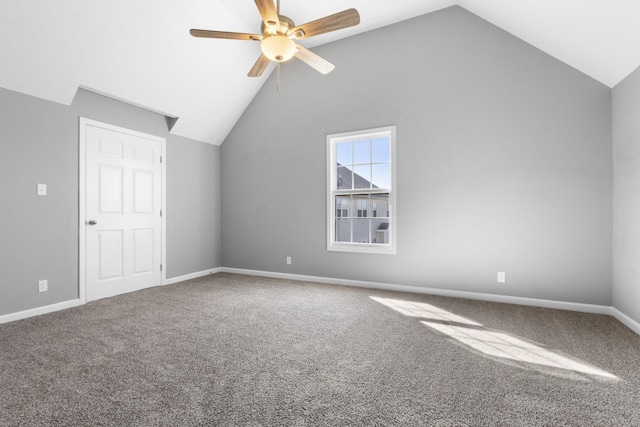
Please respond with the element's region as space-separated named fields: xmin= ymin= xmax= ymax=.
xmin=1 ymin=0 xmax=639 ymax=145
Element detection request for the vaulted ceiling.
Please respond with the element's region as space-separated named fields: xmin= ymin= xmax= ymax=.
xmin=1 ymin=1 xmax=639 ymax=145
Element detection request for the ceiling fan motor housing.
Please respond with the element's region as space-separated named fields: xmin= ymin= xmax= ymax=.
xmin=261 ymin=15 xmax=295 ymax=36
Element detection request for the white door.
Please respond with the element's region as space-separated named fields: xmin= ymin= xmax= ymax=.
xmin=82 ymin=120 xmax=164 ymax=302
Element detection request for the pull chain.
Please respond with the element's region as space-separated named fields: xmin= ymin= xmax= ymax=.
xmin=276 ymin=0 xmax=281 ymax=93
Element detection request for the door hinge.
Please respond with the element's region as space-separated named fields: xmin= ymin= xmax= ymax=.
xmin=160 ymin=264 xmax=163 ymax=272
xmin=160 ymin=210 xmax=163 ymax=217
xmin=160 ymin=156 xmax=163 ymax=163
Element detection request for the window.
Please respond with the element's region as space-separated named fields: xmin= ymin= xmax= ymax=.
xmin=327 ymin=126 xmax=396 ymax=254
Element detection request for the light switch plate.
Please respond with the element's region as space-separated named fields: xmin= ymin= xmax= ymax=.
xmin=37 ymin=183 xmax=47 ymax=196
xmin=38 ymin=280 xmax=48 ymax=292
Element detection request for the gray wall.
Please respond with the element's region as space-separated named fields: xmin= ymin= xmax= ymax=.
xmin=0 ymin=87 xmax=221 ymax=317
xmin=613 ymin=65 xmax=640 ymax=324
xmin=221 ymin=6 xmax=613 ymax=305
xmin=0 ymin=88 xmax=78 ymax=314
xmin=167 ymin=134 xmax=221 ymax=278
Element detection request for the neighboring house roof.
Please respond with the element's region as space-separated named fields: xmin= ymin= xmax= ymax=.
xmin=337 ymin=164 xmax=379 ymax=190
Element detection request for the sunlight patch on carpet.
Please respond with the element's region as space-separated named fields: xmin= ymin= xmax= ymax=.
xmin=369 ymin=297 xmax=482 ymax=326
xmin=370 ymin=296 xmax=618 ymax=381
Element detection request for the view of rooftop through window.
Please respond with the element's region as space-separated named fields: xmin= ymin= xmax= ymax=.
xmin=327 ymin=126 xmax=396 ymax=254
xmin=336 ymin=136 xmax=391 ymax=190
xmin=335 ymin=135 xmax=390 ymax=245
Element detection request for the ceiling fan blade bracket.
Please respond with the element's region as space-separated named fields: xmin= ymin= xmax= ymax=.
xmin=292 ymin=8 xmax=360 ymax=39
xmin=255 ymin=0 xmax=280 ymax=30
xmin=289 ymin=29 xmax=305 ymax=39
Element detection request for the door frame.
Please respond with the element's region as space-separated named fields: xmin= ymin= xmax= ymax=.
xmin=79 ymin=117 xmax=166 ymax=303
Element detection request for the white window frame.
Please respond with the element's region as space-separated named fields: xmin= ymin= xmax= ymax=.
xmin=327 ymin=125 xmax=396 ymax=254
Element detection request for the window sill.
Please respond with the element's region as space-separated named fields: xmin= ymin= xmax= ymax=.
xmin=327 ymin=242 xmax=396 ymax=255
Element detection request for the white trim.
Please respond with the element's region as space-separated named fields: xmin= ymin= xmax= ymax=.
xmin=78 ymin=117 xmax=87 ymax=303
xmin=611 ymin=308 xmax=640 ymax=336
xmin=164 ymin=268 xmax=222 ymax=286
xmin=327 ymin=125 xmax=397 ymax=255
xmin=2 ymin=268 xmax=639 ymax=337
xmin=221 ymin=267 xmax=613 ymax=315
xmin=0 ymin=300 xmax=82 ymax=325
xmin=78 ymin=118 xmax=167 ymax=303
xmin=160 ymin=136 xmax=167 ymax=286
xmin=0 ymin=267 xmax=221 ymax=324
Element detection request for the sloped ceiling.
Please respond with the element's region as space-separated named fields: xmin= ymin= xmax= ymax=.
xmin=1 ymin=0 xmax=639 ymax=145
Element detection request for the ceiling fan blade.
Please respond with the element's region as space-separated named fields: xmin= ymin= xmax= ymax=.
xmin=248 ymin=54 xmax=271 ymax=77
xmin=254 ymin=0 xmax=280 ymax=29
xmin=190 ymin=29 xmax=262 ymax=41
xmin=291 ymin=8 xmax=360 ymax=39
xmin=294 ymin=44 xmax=335 ymax=74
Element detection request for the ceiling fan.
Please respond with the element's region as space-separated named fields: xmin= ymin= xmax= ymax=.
xmin=190 ymin=0 xmax=360 ymax=77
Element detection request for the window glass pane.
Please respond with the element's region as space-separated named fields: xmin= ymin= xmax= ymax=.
xmin=353 ymin=195 xmax=369 ymax=218
xmin=371 ymin=220 xmax=390 ymax=244
xmin=353 ymin=164 xmax=371 ymax=189
xmin=371 ymin=163 xmax=391 ymax=189
xmin=353 ymin=139 xmax=370 ymax=165
xmin=335 ymin=219 xmax=351 ymax=242
xmin=372 ymin=137 xmax=390 ymax=163
xmin=335 ymin=195 xmax=350 ymax=218
xmin=353 ymin=219 xmax=370 ymax=243
xmin=336 ymin=142 xmax=352 ymax=166
xmin=369 ymin=194 xmax=389 ymax=221
xmin=371 ymin=193 xmax=389 ymax=218
xmin=337 ymin=166 xmax=352 ymax=190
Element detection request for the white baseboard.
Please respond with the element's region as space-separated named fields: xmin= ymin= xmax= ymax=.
xmin=0 ymin=268 xmax=223 ymax=325
xmin=0 ymin=299 xmax=82 ymax=325
xmin=221 ymin=267 xmax=613 ymax=315
xmin=164 ymin=267 xmax=222 ymax=286
xmin=611 ymin=308 xmax=640 ymax=336
xmin=3 ymin=268 xmax=638 ymax=338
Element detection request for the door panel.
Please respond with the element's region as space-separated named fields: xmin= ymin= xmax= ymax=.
xmin=133 ymin=170 xmax=154 ymax=213
xmin=134 ymin=146 xmax=154 ymax=163
xmin=133 ymin=228 xmax=154 ymax=275
xmin=99 ymin=139 xmax=123 ymax=158
xmin=98 ymin=230 xmax=124 ymax=280
xmin=99 ymin=166 xmax=123 ymax=213
xmin=85 ymin=123 xmax=162 ymax=301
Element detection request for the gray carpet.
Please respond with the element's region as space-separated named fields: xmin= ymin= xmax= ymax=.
xmin=1 ymin=273 xmax=639 ymax=426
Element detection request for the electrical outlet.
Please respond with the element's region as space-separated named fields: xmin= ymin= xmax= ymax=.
xmin=497 ymin=272 xmax=506 ymax=283
xmin=286 ymin=256 xmax=292 ymax=265
xmin=38 ymin=280 xmax=48 ymax=293
xmin=37 ymin=183 xmax=47 ymax=196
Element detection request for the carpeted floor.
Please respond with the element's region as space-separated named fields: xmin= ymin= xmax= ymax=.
xmin=1 ymin=273 xmax=639 ymax=426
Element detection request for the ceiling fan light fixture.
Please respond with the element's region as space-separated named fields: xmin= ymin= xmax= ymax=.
xmin=261 ymin=35 xmax=297 ymax=62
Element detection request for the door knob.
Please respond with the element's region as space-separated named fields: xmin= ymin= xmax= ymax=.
xmin=87 ymin=220 xmax=98 ymax=225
